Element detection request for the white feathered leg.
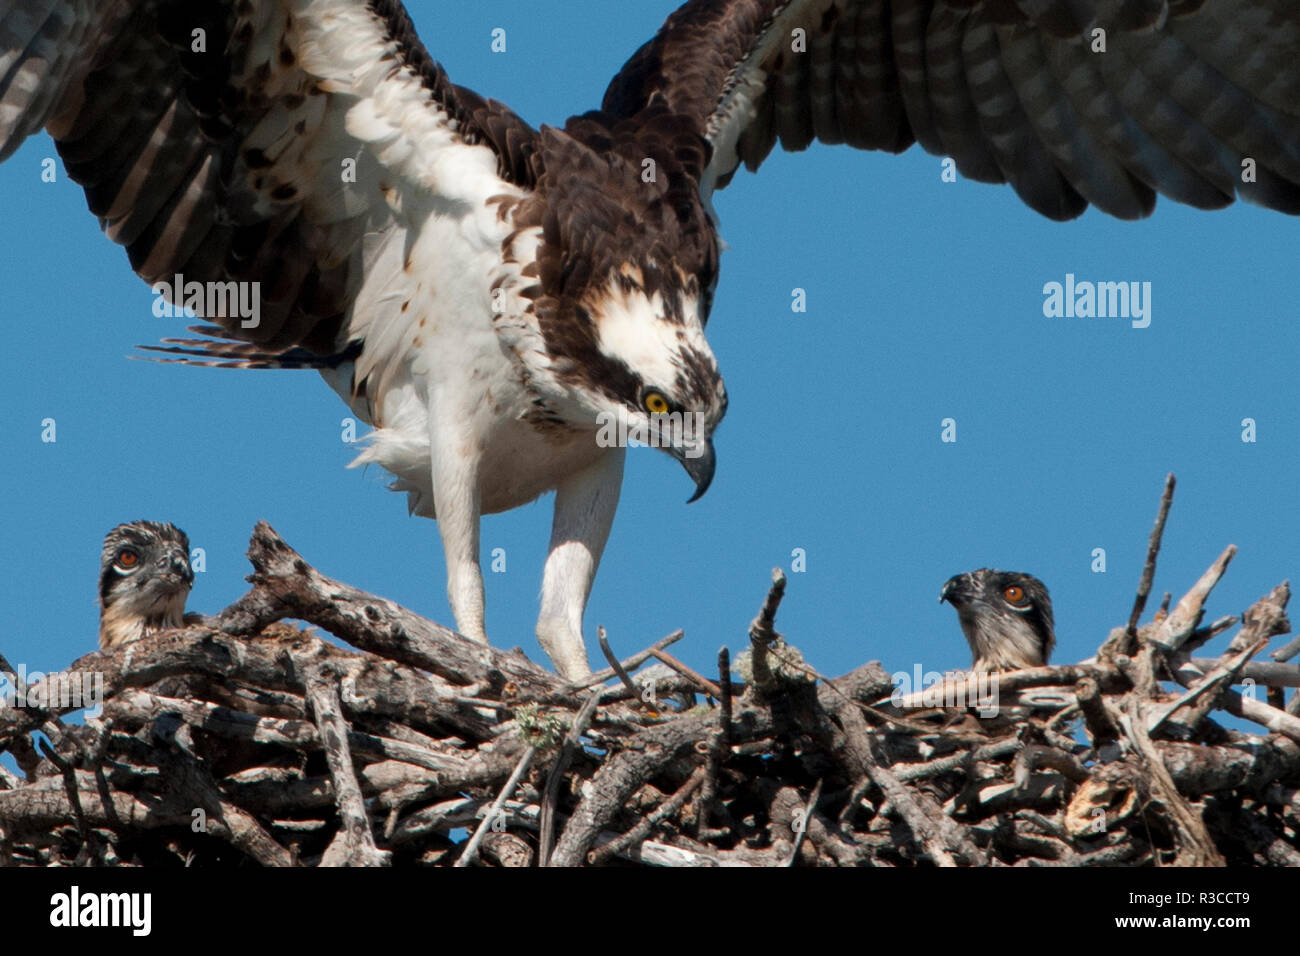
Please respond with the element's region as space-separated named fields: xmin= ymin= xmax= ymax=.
xmin=536 ymin=447 xmax=626 ymax=680
xmin=428 ymin=399 xmax=487 ymax=644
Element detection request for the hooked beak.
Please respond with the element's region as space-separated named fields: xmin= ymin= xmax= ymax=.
xmin=939 ymin=575 xmax=965 ymax=605
xmin=668 ymin=437 xmax=716 ymax=503
xmin=161 ymin=546 xmax=194 ymax=587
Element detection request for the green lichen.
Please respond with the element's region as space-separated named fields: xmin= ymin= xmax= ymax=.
xmin=514 ymin=702 xmax=567 ymax=749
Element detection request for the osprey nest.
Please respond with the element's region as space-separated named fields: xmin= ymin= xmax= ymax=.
xmin=2 ymin=476 xmax=1298 ymax=867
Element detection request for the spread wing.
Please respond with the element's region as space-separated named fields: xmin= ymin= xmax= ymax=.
xmin=0 ymin=0 xmax=540 ymax=364
xmin=602 ymin=0 xmax=1300 ymax=220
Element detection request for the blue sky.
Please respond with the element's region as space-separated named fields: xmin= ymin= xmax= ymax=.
xmin=1 ymin=0 xmax=1296 ymax=702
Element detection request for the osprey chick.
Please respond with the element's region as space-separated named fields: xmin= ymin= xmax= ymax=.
xmin=99 ymin=521 xmax=196 ymax=650
xmin=940 ymin=569 xmax=1055 ymax=672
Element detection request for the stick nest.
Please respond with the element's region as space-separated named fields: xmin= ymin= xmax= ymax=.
xmin=2 ymin=476 xmax=1298 ymax=866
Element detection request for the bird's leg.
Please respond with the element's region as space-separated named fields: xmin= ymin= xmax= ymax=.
xmin=429 ymin=412 xmax=487 ymax=644
xmin=536 ymin=447 xmax=626 ymax=680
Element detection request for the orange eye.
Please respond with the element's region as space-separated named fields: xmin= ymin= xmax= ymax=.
xmin=117 ymin=549 xmax=139 ymax=569
xmin=643 ymin=391 xmax=670 ymax=415
xmin=1004 ymin=585 xmax=1025 ymax=604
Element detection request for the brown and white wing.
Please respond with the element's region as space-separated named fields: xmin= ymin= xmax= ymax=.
xmin=0 ymin=0 xmax=539 ymax=359
xmin=603 ymin=0 xmax=1300 ymax=220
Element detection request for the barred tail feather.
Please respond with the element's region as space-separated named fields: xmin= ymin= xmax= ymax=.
xmin=134 ymin=326 xmax=362 ymax=370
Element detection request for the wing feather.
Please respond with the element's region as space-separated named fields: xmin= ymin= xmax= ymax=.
xmin=806 ymin=0 xmax=842 ymax=144
xmin=603 ymin=0 xmax=1300 ymax=219
xmin=929 ymin=5 xmax=1004 ymax=184
xmin=0 ymin=0 xmax=541 ymax=361
xmin=835 ymin=0 xmax=904 ymax=151
xmin=988 ymin=21 xmax=1133 ymax=215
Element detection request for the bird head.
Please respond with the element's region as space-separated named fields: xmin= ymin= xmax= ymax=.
xmin=584 ymin=271 xmax=726 ymax=500
xmin=939 ymin=568 xmax=1055 ymax=671
xmin=99 ymin=521 xmax=194 ymax=646
xmin=523 ymin=123 xmax=727 ymax=501
xmin=532 ymin=266 xmax=728 ymax=502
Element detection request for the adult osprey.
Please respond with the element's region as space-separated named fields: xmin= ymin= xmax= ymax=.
xmin=2 ymin=0 xmax=1296 ymax=679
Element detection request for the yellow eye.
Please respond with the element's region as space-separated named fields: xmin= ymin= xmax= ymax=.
xmin=643 ymin=391 xmax=670 ymax=415
xmin=1004 ymin=585 xmax=1026 ymax=604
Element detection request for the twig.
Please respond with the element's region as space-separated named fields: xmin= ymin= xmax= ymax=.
xmin=149 ymin=715 xmax=294 ymax=867
xmin=306 ymin=667 xmax=390 ymax=867
xmin=717 ymin=648 xmax=733 ymax=741
xmin=550 ymin=708 xmax=720 ymax=866
xmin=697 ymin=647 xmax=732 ymax=836
xmin=1127 ymin=473 xmax=1176 ymax=639
xmin=455 ymin=747 xmax=536 ymax=867
xmin=35 ymin=738 xmax=94 ymax=863
xmin=649 ymin=648 xmax=722 ymax=698
xmin=786 ymin=779 xmax=823 ymax=866
xmin=1180 ymin=615 xmax=1238 ymax=655
xmin=895 ymin=740 xmax=1022 ymax=782
xmin=1172 ymin=660 xmax=1300 ymax=742
xmin=588 ymin=767 xmax=707 ymax=865
xmin=1149 ymin=639 xmax=1270 ymax=734
xmin=748 ymin=568 xmax=788 ymax=691
xmin=597 ymin=627 xmax=642 ymax=702
xmin=1075 ymin=677 xmax=1119 ymax=752
xmin=834 ymin=694 xmax=984 ymax=865
xmin=749 ymin=568 xmax=787 ymax=644
xmin=540 ymin=691 xmax=601 ymax=866
xmin=1229 ymin=582 xmax=1291 ymax=653
xmin=1116 ymin=699 xmax=1224 ymax=867
xmin=570 ymin=630 xmax=684 ymax=692
xmin=1151 ymin=545 xmax=1237 ymax=651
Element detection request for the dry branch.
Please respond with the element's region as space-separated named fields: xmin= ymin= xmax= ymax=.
xmin=2 ymin=487 xmax=1298 ymax=867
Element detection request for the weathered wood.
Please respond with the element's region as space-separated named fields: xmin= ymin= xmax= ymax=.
xmin=149 ymin=714 xmax=295 ymax=867
xmin=2 ymin=490 xmax=1298 ymax=867
xmin=1151 ymin=545 xmax=1237 ymax=651
xmin=215 ymin=522 xmax=565 ymax=701
xmin=306 ymin=668 xmax=390 ymax=867
xmin=455 ymin=747 xmax=535 ymax=868
xmin=1127 ymin=473 xmax=1176 ymax=641
xmin=539 ymin=690 xmax=601 ymax=866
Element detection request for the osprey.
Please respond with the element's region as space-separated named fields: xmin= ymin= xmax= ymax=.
xmin=2 ymin=0 xmax=1296 ymax=679
xmin=99 ymin=521 xmax=197 ymax=650
xmin=940 ymin=569 xmax=1055 ymax=671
